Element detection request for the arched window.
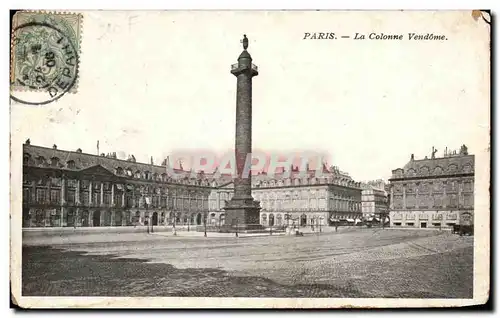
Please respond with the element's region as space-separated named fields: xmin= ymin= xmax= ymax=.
xmin=115 ymin=167 xmax=123 ymax=175
xmin=125 ymin=168 xmax=133 ymax=177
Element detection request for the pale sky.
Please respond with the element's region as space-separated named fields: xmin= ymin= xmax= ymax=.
xmin=11 ymin=11 xmax=490 ymax=181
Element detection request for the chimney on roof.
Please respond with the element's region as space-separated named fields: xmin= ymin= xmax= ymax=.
xmin=76 ymin=148 xmax=82 ymax=153
xmin=25 ymin=138 xmax=30 ymax=145
xmin=100 ymin=153 xmax=106 ymax=157
xmin=53 ymin=144 xmax=57 ymax=149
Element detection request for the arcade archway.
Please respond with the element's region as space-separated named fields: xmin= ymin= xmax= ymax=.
xmin=92 ymin=210 xmax=101 ymax=227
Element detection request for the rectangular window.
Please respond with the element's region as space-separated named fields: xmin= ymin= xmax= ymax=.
xmin=81 ymin=191 xmax=89 ymax=205
xmin=125 ymin=194 xmax=133 ymax=208
xmin=114 ymin=194 xmax=122 ymax=206
xmin=36 ymin=189 xmax=47 ymax=203
xmin=67 ymin=190 xmax=76 ymax=204
xmin=432 ymin=223 xmax=441 ymax=227
xmin=50 ymin=190 xmax=61 ymax=204
xmin=406 ymin=222 xmax=414 ymax=226
xmin=92 ymin=193 xmax=100 ymax=205
xmin=103 ymin=193 xmax=111 ymax=205
xmin=394 ymin=222 xmax=401 ymax=226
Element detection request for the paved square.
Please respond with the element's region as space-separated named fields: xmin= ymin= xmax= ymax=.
xmin=22 ymin=228 xmax=473 ymax=298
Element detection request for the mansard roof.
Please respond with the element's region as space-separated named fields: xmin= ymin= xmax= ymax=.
xmin=392 ymin=153 xmax=475 ymax=179
xmin=22 ymin=143 xmax=362 ymax=189
xmin=22 ymin=144 xmax=219 ymax=184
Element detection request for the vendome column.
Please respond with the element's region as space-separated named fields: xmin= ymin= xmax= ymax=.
xmin=223 ymin=35 xmax=262 ymax=231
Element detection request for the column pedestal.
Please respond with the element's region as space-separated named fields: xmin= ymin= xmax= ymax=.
xmin=221 ymin=198 xmax=262 ymax=232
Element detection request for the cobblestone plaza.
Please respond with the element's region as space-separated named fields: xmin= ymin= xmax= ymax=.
xmin=22 ymin=228 xmax=473 ymax=298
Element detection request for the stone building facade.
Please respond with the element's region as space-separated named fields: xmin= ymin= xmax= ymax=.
xmin=361 ymin=186 xmax=388 ymax=219
xmin=208 ymin=169 xmax=363 ymax=228
xmin=22 ymin=142 xmax=362 ymax=229
xmin=388 ymin=145 xmax=474 ymax=228
xmin=22 ymin=142 xmax=213 ymax=228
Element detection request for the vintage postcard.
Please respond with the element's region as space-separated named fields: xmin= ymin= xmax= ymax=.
xmin=10 ymin=10 xmax=490 ymax=308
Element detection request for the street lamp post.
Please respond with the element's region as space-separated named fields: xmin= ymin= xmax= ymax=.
xmin=235 ymin=218 xmax=239 ymax=237
xmin=187 ymin=213 xmax=190 ymax=232
xmin=204 ymin=211 xmax=207 ymax=237
xmin=173 ymin=212 xmax=177 ymax=236
xmin=149 ymin=200 xmax=154 ymax=234
xmin=145 ymin=215 xmax=150 ymax=234
xmin=319 ymin=216 xmax=324 ymax=233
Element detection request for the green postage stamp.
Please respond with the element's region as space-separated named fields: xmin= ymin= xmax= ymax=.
xmin=10 ymin=11 xmax=83 ymax=105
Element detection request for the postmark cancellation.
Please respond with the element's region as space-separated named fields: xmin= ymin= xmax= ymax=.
xmin=10 ymin=11 xmax=82 ymax=104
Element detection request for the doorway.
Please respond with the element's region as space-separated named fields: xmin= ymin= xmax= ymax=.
xmin=300 ymin=214 xmax=307 ymax=227
xmin=92 ymin=210 xmax=101 ymax=227
xmin=196 ymin=213 xmax=202 ymax=225
xmin=152 ymin=212 xmax=158 ymax=225
xmin=269 ymin=214 xmax=275 ymax=227
xmin=421 ymin=222 xmax=427 ymax=228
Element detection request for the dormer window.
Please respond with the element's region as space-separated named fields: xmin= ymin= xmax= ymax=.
xmin=51 ymin=157 xmax=59 ymax=167
xmin=37 ymin=156 xmax=46 ymax=165
xmin=125 ymin=168 xmax=133 ymax=177
xmin=67 ymin=160 xmax=76 ymax=169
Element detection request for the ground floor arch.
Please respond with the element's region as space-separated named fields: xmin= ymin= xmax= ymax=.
xmin=196 ymin=213 xmax=202 ymax=225
xmin=92 ymin=210 xmax=101 ymax=227
xmin=152 ymin=212 xmax=158 ymax=226
xmin=300 ymin=214 xmax=307 ymax=227
xmin=80 ymin=210 xmax=89 ymax=227
xmin=66 ymin=208 xmax=76 ymax=227
xmin=269 ymin=213 xmax=275 ymax=227
xmin=103 ymin=210 xmax=112 ymax=226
